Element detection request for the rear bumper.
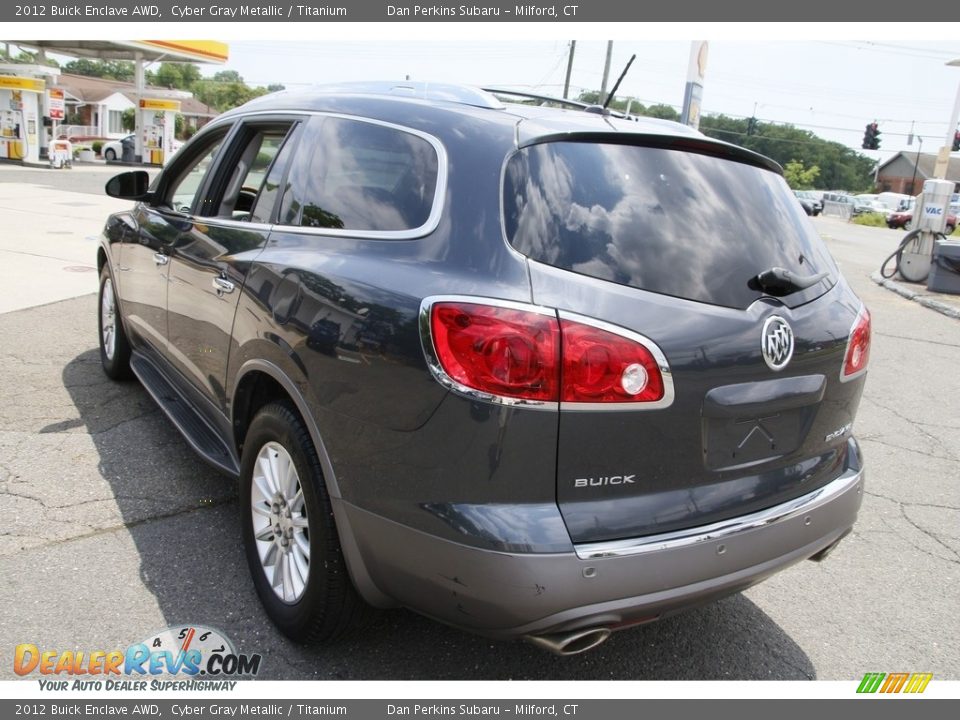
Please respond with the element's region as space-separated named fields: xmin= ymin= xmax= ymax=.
xmin=340 ymin=443 xmax=864 ymax=639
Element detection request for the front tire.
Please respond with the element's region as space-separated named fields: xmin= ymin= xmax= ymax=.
xmin=240 ymin=401 xmax=371 ymax=642
xmin=104 ymin=148 xmax=116 ymax=161
xmin=98 ymin=266 xmax=132 ymax=379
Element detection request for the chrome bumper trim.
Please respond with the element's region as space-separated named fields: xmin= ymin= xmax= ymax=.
xmin=574 ymin=467 xmax=863 ymax=560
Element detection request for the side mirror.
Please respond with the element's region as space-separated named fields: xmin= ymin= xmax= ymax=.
xmin=105 ymin=171 xmax=151 ymax=201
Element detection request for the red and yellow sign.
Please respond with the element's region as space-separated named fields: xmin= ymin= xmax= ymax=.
xmin=48 ymin=88 xmax=65 ymax=120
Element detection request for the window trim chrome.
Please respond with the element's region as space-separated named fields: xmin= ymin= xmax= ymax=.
xmin=215 ymin=109 xmax=448 ymax=241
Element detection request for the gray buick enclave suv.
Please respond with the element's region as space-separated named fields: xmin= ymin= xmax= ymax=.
xmin=97 ymin=82 xmax=869 ymax=655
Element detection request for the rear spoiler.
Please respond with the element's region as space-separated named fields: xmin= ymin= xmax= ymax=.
xmin=518 ymin=131 xmax=783 ymax=175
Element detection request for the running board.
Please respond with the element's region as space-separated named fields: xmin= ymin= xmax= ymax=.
xmin=130 ymin=353 xmax=240 ymax=477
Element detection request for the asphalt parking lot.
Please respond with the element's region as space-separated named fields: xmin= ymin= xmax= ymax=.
xmin=0 ymin=165 xmax=958 ymax=681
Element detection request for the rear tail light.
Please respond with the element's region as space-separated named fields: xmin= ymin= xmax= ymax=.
xmin=422 ymin=298 xmax=672 ymax=408
xmin=840 ymin=305 xmax=871 ymax=382
xmin=429 ymin=302 xmax=559 ymax=402
xmin=560 ymin=319 xmax=665 ymax=403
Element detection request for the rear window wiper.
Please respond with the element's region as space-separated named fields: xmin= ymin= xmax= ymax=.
xmin=750 ymin=267 xmax=830 ymax=296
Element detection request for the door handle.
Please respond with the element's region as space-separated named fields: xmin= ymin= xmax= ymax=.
xmin=212 ymin=276 xmax=235 ymax=294
xmin=153 ymin=252 xmax=169 ymax=266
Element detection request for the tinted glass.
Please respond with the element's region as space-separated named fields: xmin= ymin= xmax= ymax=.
xmin=503 ymin=141 xmax=837 ymax=309
xmin=279 ymin=116 xmax=438 ymax=232
xmin=163 ymin=133 xmax=227 ymax=214
xmin=251 ymin=125 xmax=301 ymax=224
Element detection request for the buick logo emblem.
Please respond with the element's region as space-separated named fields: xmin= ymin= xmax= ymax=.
xmin=762 ymin=316 xmax=794 ymax=371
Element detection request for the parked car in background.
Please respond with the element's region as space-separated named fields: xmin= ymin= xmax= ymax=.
xmin=887 ymin=209 xmax=956 ymax=233
xmin=102 ymin=134 xmax=134 ymax=162
xmin=103 ymin=135 xmax=183 ymax=162
xmin=794 ymin=190 xmax=822 ymax=216
xmin=96 ymin=82 xmax=870 ymax=655
xmin=853 ymin=194 xmax=887 ymax=214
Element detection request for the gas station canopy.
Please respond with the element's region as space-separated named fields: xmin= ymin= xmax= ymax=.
xmin=2 ymin=40 xmax=227 ymax=166
xmin=12 ymin=40 xmax=228 ymax=65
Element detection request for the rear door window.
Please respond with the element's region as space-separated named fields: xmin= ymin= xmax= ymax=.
xmin=503 ymin=141 xmax=837 ymax=309
xmin=278 ymin=116 xmax=439 ymax=234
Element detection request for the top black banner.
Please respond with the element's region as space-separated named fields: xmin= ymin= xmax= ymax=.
xmin=2 ymin=0 xmax=952 ymax=22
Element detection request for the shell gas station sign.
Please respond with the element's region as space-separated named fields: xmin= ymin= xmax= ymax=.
xmin=139 ymin=98 xmax=181 ymax=112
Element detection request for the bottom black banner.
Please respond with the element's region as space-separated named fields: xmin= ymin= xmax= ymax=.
xmin=1 ymin=700 xmax=957 ymax=720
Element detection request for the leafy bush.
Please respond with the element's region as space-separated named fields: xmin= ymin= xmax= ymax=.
xmin=852 ymin=212 xmax=887 ymax=228
xmin=92 ymin=141 xmax=103 ymax=154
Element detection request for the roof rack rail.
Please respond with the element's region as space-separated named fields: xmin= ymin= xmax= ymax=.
xmin=309 ymin=81 xmax=505 ymax=109
xmin=482 ymin=86 xmax=639 ymax=122
xmin=481 ymin=87 xmax=590 ymax=110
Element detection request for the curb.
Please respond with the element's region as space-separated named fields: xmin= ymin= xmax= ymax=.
xmin=870 ymin=272 xmax=960 ymax=320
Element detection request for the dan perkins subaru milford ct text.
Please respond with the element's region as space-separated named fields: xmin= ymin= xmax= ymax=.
xmin=387 ymin=4 xmax=579 ymax=16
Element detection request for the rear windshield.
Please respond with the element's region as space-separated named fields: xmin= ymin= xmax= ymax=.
xmin=503 ymin=141 xmax=837 ymax=309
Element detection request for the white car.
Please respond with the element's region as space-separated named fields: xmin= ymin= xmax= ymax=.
xmin=102 ymin=135 xmax=183 ymax=162
xmin=101 ymin=134 xmax=134 ymax=162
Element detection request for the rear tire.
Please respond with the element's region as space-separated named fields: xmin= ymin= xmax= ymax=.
xmin=98 ymin=267 xmax=133 ymax=380
xmin=239 ymin=401 xmax=372 ymax=642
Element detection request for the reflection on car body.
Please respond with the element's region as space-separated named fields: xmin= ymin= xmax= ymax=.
xmin=96 ymin=82 xmax=869 ymax=655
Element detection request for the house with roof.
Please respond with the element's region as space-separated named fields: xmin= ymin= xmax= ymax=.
xmin=876 ymin=151 xmax=960 ymax=195
xmin=55 ymin=72 xmax=218 ymax=140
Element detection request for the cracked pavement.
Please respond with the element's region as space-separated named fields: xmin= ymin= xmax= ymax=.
xmin=0 ymin=180 xmax=957 ymax=682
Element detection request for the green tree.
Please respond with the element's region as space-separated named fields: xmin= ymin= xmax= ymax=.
xmin=0 ymin=48 xmax=58 ymax=67
xmin=697 ymin=114 xmax=875 ymax=192
xmin=783 ymin=160 xmax=821 ymax=189
xmin=146 ymin=62 xmax=202 ymax=90
xmin=192 ymin=79 xmax=268 ymax=112
xmin=63 ymin=58 xmax=134 ymax=82
xmin=121 ymin=108 xmax=135 ymax=132
xmin=212 ymin=69 xmax=244 ymax=83
xmin=644 ymin=103 xmax=680 ymax=121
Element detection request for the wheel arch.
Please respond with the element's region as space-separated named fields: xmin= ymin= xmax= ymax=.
xmin=230 ymin=359 xmax=396 ymax=608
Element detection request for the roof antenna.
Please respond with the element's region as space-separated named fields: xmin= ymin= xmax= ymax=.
xmin=602 ymin=54 xmax=636 ymax=111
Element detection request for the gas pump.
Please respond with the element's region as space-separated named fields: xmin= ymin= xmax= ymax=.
xmin=137 ymin=98 xmax=180 ymax=166
xmin=0 ymin=71 xmax=51 ymax=165
xmin=882 ymin=179 xmax=955 ymax=283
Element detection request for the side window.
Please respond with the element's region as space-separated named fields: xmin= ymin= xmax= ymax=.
xmin=278 ymin=116 xmax=439 ymax=233
xmin=163 ymin=132 xmax=228 ymax=213
xmin=216 ymin=125 xmax=295 ymax=221
xmin=250 ymin=125 xmax=301 ymax=224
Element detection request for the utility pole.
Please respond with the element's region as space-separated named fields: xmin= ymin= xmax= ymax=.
xmin=599 ymin=41 xmax=613 ymax=105
xmin=933 ymin=58 xmax=960 ymax=179
xmin=563 ymin=41 xmax=576 ymax=100
xmin=680 ymin=41 xmax=708 ymax=129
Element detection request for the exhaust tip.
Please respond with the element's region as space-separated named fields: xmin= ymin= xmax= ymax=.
xmin=808 ymin=530 xmax=851 ymax=562
xmin=526 ymin=627 xmax=612 ymax=656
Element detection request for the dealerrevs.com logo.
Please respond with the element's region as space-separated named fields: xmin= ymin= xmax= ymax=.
xmin=857 ymin=672 xmax=933 ymax=694
xmin=14 ymin=625 xmax=261 ymax=690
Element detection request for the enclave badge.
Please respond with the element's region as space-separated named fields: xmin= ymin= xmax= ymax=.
xmin=761 ymin=315 xmax=794 ymax=371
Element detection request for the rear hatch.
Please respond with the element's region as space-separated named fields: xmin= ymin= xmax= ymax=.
xmin=502 ymin=129 xmax=868 ymax=544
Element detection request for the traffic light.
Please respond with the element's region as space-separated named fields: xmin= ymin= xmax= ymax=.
xmin=953 ymin=131 xmax=960 ymax=152
xmin=862 ymin=122 xmax=881 ymax=150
